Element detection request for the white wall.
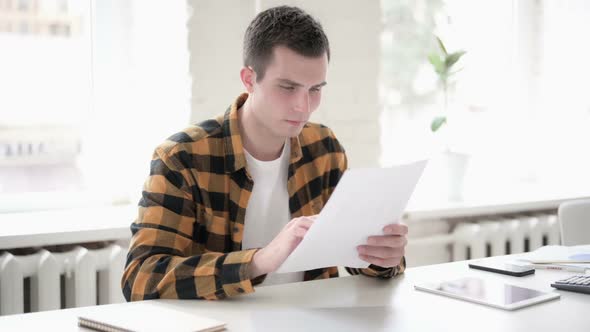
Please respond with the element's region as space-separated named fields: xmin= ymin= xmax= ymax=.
xmin=187 ymin=0 xmax=256 ymax=122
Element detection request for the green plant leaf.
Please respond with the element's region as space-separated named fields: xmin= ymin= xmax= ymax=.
xmin=436 ymin=36 xmax=448 ymax=56
xmin=445 ymin=50 xmax=466 ymax=68
xmin=428 ymin=54 xmax=446 ymax=75
xmin=431 ymin=116 xmax=447 ymax=132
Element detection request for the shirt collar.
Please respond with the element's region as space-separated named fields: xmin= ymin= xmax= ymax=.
xmin=222 ymin=93 xmax=303 ymax=173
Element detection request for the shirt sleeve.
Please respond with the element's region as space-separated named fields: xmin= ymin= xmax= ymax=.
xmin=121 ymin=146 xmax=259 ymax=301
xmin=345 ymin=257 xmax=406 ymax=279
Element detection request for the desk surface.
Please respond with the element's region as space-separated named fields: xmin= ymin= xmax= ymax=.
xmin=1 ymin=257 xmax=588 ymax=332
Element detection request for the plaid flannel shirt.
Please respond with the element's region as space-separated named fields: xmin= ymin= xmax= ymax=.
xmin=122 ymin=93 xmax=406 ymax=301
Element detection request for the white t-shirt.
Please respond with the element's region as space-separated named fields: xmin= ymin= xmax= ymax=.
xmin=242 ymin=141 xmax=304 ymax=286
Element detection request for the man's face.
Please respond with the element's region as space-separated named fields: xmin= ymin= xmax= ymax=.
xmin=248 ymin=46 xmax=328 ymax=139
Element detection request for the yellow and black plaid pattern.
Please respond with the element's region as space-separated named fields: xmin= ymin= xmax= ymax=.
xmin=121 ymin=93 xmax=405 ymax=301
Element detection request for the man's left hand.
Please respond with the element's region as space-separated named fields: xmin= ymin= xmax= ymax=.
xmin=356 ymin=223 xmax=407 ymax=268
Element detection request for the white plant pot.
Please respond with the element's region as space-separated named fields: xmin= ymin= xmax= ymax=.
xmin=443 ymin=150 xmax=470 ymax=201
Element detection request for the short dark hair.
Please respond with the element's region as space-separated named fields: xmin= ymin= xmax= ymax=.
xmin=243 ymin=6 xmax=330 ymax=82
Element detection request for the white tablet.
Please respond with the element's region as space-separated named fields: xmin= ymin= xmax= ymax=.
xmin=414 ymin=277 xmax=560 ymax=310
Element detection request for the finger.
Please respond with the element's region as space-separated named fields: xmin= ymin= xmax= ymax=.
xmin=291 ymin=217 xmax=314 ymax=229
xmin=298 ymin=218 xmax=314 ymax=229
xmin=293 ymin=226 xmax=309 ymax=238
xmin=358 ymin=254 xmax=401 ymax=268
xmin=357 ymin=245 xmax=405 ymax=259
xmin=293 ymin=219 xmax=316 ymax=237
xmin=366 ymin=235 xmax=407 ymax=248
xmin=383 ymin=223 xmax=408 ymax=236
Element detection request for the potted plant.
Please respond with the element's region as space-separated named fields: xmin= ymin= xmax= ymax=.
xmin=428 ymin=36 xmax=469 ymax=201
xmin=428 ymin=36 xmax=466 ymax=133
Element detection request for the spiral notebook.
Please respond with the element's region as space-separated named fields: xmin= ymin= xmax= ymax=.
xmin=78 ymin=302 xmax=226 ymax=332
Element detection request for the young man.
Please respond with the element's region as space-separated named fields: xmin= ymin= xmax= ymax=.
xmin=122 ymin=6 xmax=407 ymax=301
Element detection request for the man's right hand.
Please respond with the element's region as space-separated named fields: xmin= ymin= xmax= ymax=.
xmin=248 ymin=216 xmax=316 ymax=279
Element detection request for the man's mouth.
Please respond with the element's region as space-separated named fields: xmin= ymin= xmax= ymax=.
xmin=286 ymin=120 xmax=305 ymax=126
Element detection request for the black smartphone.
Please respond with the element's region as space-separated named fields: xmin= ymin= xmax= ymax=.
xmin=468 ymin=260 xmax=535 ymax=277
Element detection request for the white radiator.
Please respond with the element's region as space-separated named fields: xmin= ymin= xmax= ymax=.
xmin=451 ymin=213 xmax=560 ymax=260
xmin=406 ymin=213 xmax=561 ymax=266
xmin=0 ymin=244 xmax=126 ymax=316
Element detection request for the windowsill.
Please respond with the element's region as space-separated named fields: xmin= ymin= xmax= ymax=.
xmin=2 ymin=186 xmax=589 ymax=250
xmin=397 ymin=153 xmax=590 ymax=220
xmin=0 ymin=190 xmax=131 ymax=214
xmin=0 ymin=204 xmax=135 ymax=250
xmin=405 ymin=182 xmax=590 ymax=220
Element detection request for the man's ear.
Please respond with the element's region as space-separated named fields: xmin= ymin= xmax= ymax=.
xmin=240 ymin=67 xmax=256 ymax=93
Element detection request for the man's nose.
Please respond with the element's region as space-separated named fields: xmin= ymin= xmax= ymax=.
xmin=294 ymin=91 xmax=311 ymax=113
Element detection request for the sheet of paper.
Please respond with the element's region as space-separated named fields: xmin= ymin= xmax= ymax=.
xmin=520 ymin=245 xmax=590 ymax=263
xmin=276 ymin=160 xmax=427 ymax=273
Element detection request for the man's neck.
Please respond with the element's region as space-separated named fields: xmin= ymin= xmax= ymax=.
xmin=238 ymin=98 xmax=286 ymax=161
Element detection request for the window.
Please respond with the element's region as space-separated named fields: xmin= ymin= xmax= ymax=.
xmin=380 ymin=0 xmax=590 ymax=201
xmin=0 ymin=0 xmax=190 ymax=213
xmin=0 ymin=0 xmax=90 ymax=204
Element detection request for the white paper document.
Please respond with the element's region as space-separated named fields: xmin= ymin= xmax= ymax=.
xmin=276 ymin=160 xmax=427 ymax=273
xmin=520 ymin=245 xmax=590 ymax=263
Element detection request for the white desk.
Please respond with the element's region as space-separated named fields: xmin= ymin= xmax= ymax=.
xmin=1 ymin=257 xmax=588 ymax=331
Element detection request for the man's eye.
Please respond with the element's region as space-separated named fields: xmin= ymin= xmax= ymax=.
xmin=310 ymin=87 xmax=321 ymax=92
xmin=280 ymin=85 xmax=295 ymax=91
